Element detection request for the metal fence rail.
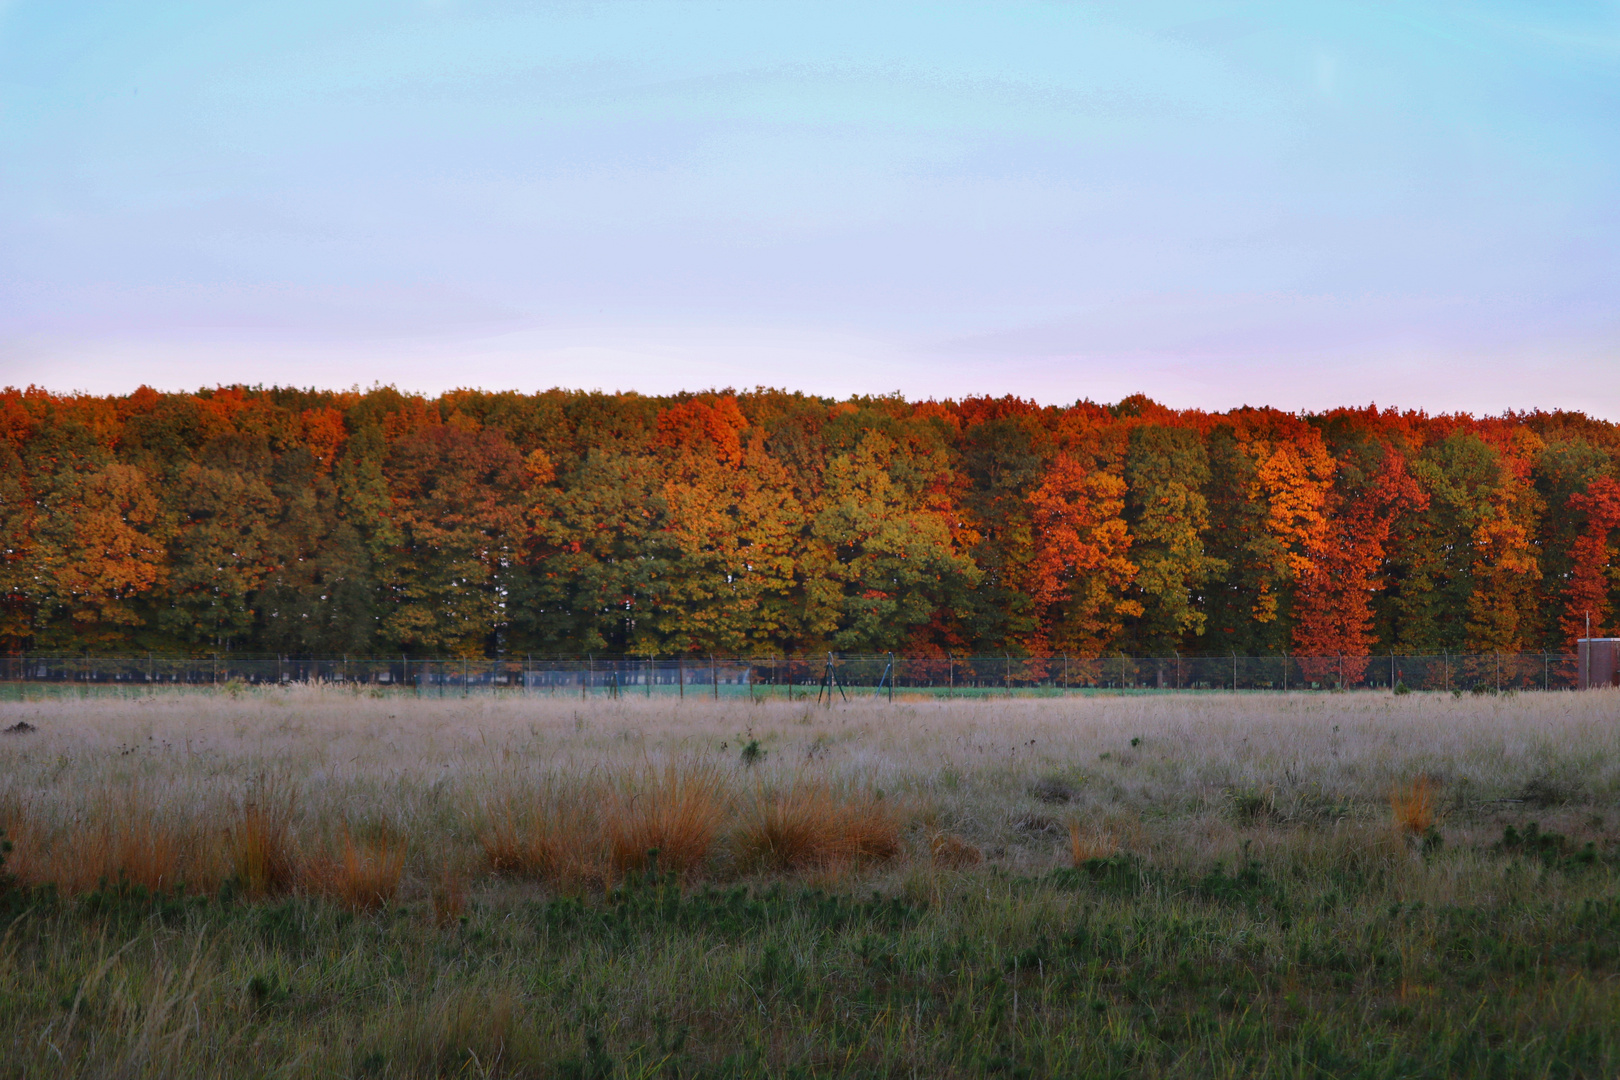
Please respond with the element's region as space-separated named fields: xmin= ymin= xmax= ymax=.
xmin=0 ymin=652 xmax=1585 ymax=697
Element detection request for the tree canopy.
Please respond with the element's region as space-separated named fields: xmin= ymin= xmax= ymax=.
xmin=3 ymin=385 xmax=1616 ymax=658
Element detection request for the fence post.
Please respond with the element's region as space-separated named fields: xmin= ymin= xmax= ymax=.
xmin=1005 ymin=652 xmax=1011 ymax=697
xmin=1232 ymin=652 xmax=1238 ymax=692
xmin=678 ymin=656 xmax=684 ymax=700
xmin=712 ymin=654 xmax=719 ymax=701
xmin=888 ymin=652 xmax=894 ymax=703
xmin=1544 ymin=652 xmax=1549 ymax=691
xmin=1390 ymin=652 xmax=1395 ymax=690
xmin=1063 ymin=653 xmax=1069 ymax=692
xmin=1496 ymin=652 xmax=1501 ymax=694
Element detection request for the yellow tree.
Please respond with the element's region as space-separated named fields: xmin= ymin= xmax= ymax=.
xmin=1465 ymin=428 xmax=1544 ymax=652
xmin=651 ymin=397 xmax=803 ymax=654
xmin=806 ymin=428 xmax=980 ymax=653
xmin=17 ymin=408 xmax=166 ymax=649
xmin=1251 ymin=433 xmax=1336 ymax=622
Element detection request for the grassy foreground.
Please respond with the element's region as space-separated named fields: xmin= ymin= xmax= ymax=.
xmin=1 ymin=689 xmax=1618 ymax=1078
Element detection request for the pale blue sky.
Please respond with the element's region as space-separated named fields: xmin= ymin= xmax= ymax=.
xmin=1 ymin=2 xmax=1616 ymax=414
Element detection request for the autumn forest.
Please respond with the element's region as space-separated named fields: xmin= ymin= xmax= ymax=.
xmin=2 ymin=384 xmax=1618 ymax=660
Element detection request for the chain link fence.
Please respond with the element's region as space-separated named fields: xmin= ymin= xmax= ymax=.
xmin=0 ymin=651 xmax=1584 ymax=697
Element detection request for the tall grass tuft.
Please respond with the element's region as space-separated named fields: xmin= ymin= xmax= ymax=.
xmin=480 ymin=780 xmax=607 ymax=890
xmin=607 ymin=761 xmax=727 ymax=877
xmin=431 ymin=860 xmax=468 ymax=928
xmin=56 ymin=788 xmax=206 ymax=894
xmin=735 ymin=779 xmax=902 ymax=873
xmin=315 ymin=830 xmax=404 ymax=912
xmin=1390 ymin=775 xmax=1436 ymax=836
xmin=1068 ymin=822 xmax=1121 ymax=866
xmin=227 ymin=778 xmax=299 ymax=898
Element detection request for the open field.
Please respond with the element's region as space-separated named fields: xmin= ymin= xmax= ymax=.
xmin=2 ymin=688 xmax=1619 ymax=1078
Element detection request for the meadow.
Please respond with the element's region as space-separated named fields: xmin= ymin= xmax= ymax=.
xmin=1 ymin=686 xmax=1618 ymax=1078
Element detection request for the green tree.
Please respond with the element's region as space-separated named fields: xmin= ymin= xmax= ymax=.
xmin=520 ymin=446 xmax=672 ymax=654
xmin=1121 ymin=424 xmax=1224 ymax=653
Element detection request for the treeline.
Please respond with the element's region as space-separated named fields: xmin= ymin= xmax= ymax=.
xmin=2 ymin=385 xmax=1617 ymax=658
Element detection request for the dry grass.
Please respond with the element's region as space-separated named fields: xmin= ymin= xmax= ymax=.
xmin=479 ymin=779 xmax=609 ymax=889
xmin=2 ymin=788 xmax=219 ymax=895
xmin=226 ymin=778 xmax=299 ymax=898
xmin=0 ymin=685 xmax=1616 ymax=900
xmin=733 ymin=779 xmax=902 ymax=873
xmin=1391 ymin=774 xmax=1437 ymax=836
xmin=2 ymin=686 xmax=1619 ymax=1078
xmin=1068 ymin=822 xmax=1122 ymax=865
xmin=607 ymin=760 xmax=728 ymax=877
xmin=431 ymin=861 xmax=468 ymax=927
xmin=313 ymin=831 xmax=405 ymax=912
xmin=930 ymin=832 xmax=982 ymax=869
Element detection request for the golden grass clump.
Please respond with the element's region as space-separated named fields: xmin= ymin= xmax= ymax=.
xmin=12 ymin=789 xmax=216 ymax=895
xmin=431 ymin=861 xmax=469 ymax=927
xmin=480 ymin=782 xmax=609 ymax=889
xmin=1390 ymin=775 xmax=1436 ymax=836
xmin=227 ymin=780 xmax=299 ymax=898
xmin=1068 ymin=822 xmax=1122 ymax=866
xmin=734 ymin=780 xmax=902 ymax=873
xmin=607 ymin=761 xmax=727 ymax=877
xmin=314 ymin=831 xmax=405 ymax=912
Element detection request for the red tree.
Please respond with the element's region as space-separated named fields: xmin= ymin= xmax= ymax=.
xmin=1560 ymin=475 xmax=1620 ymax=648
xmin=1292 ymin=449 xmax=1427 ymax=682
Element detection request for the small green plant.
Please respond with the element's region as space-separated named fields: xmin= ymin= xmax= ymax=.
xmin=1051 ymin=853 xmax=1144 ymax=897
xmin=1393 ymin=681 xmax=1410 ymax=695
xmin=1193 ymin=857 xmax=1286 ymax=916
xmin=246 ymin=972 xmax=290 ymax=1009
xmin=739 ymin=739 xmax=766 ymax=767
xmin=1496 ymin=822 xmax=1600 ymax=872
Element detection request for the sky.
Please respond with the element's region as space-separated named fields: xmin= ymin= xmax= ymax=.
xmin=1 ymin=1 xmax=1617 ymax=416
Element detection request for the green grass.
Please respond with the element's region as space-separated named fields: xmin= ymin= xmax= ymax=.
xmin=2 ymin=827 xmax=1618 ymax=1079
